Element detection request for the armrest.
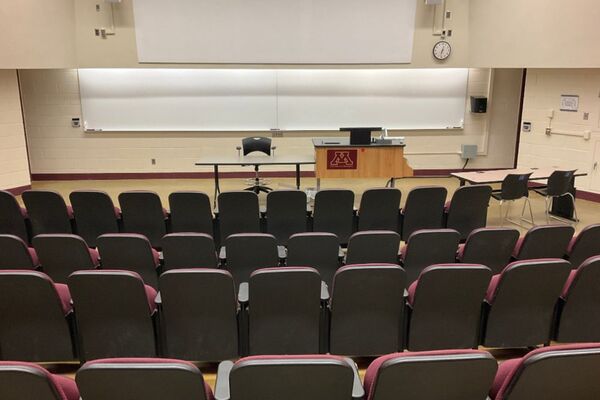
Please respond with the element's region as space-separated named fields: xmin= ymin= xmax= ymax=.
xmin=214 ymin=360 xmax=234 ymax=400
xmin=238 ymin=282 xmax=249 ymax=304
xmin=404 ymin=288 xmax=408 ymax=298
xmin=154 ymin=292 xmax=162 ymax=305
xmin=321 ymin=281 xmax=330 ymax=302
xmin=219 ymin=246 xmax=227 ymax=262
xmin=343 ymin=357 xmax=365 ymax=400
xmin=277 ymin=245 xmax=287 ymax=260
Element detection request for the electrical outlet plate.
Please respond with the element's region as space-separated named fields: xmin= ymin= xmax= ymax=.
xmin=522 ymin=122 xmax=532 ymax=132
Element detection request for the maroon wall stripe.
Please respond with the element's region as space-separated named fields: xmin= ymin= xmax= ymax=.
xmin=3 ymin=185 xmax=31 ymax=195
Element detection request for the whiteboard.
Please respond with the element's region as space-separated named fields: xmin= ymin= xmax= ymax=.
xmin=78 ymin=68 xmax=469 ymax=132
xmin=132 ymin=0 xmax=417 ymax=64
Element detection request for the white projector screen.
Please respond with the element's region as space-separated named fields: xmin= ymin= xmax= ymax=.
xmin=78 ymin=68 xmax=469 ymax=132
xmin=132 ymin=0 xmax=417 ymax=64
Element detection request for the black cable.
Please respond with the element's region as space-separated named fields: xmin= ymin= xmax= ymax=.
xmin=462 ymin=158 xmax=470 ymax=170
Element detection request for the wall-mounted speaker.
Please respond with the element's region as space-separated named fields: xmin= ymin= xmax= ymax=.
xmin=470 ymin=96 xmax=487 ymax=113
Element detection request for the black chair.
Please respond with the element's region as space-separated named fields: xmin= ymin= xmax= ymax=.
xmin=32 ymin=234 xmax=99 ymax=283
xmin=223 ymin=233 xmax=279 ymax=286
xmin=0 ymin=362 xmax=79 ymax=400
xmin=400 ymin=229 xmax=460 ymax=284
xmin=159 ymin=269 xmax=239 ymax=361
xmin=357 ymin=188 xmax=401 ymax=232
xmin=237 ymin=136 xmax=276 ymax=193
xmin=118 ymin=191 xmax=168 ymax=248
xmin=533 ymin=170 xmax=578 ymax=224
xmin=0 ymin=190 xmax=29 ymax=242
xmin=345 ymin=231 xmax=400 ymax=265
xmin=0 ymin=234 xmax=39 ymax=269
xmin=445 ymin=185 xmax=492 ymax=240
xmin=161 ymin=233 xmax=218 ymax=270
xmin=400 ymin=186 xmax=447 ymax=241
xmin=168 ymin=191 xmax=214 ymax=236
xmin=265 ymin=190 xmax=307 ymax=245
xmin=491 ymin=173 xmax=533 ymax=227
xmin=217 ymin=191 xmax=260 ymax=244
xmin=69 ymin=190 xmax=120 ymax=248
xmin=512 ymin=224 xmax=574 ymax=260
xmin=0 ymin=270 xmax=75 ymax=362
xmin=406 ymin=264 xmax=492 ymax=351
xmin=68 ymin=270 xmax=158 ymax=361
xmin=329 ymin=264 xmax=406 ymax=356
xmin=287 ymin=232 xmax=341 ymax=288
xmin=22 ymin=190 xmax=73 ymax=236
xmin=457 ymin=227 xmax=520 ymax=274
xmin=312 ymin=189 xmax=355 ymax=245
xmin=566 ymin=224 xmax=600 ymax=268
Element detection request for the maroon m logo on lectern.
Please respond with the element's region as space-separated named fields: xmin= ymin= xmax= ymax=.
xmin=327 ymin=149 xmax=358 ymax=169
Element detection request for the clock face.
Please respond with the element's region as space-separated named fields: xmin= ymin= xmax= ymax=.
xmin=433 ymin=41 xmax=451 ymax=61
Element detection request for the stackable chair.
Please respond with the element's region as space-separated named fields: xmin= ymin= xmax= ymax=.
xmin=345 ymin=231 xmax=400 ymax=265
xmin=457 ymin=228 xmax=520 ymax=274
xmin=482 ymin=259 xmax=571 ymax=348
xmin=566 ymin=224 xmax=600 ymax=268
xmin=217 ymin=191 xmax=260 ymax=244
xmin=532 ymin=170 xmax=578 ymax=224
xmin=400 ymin=186 xmax=447 ymax=241
xmin=489 ymin=344 xmax=600 ymax=400
xmin=363 ymin=350 xmax=497 ymax=400
xmin=118 ymin=191 xmax=168 ymax=248
xmin=444 ymin=185 xmax=492 ymax=240
xmin=0 ymin=234 xmax=39 ymax=269
xmin=222 ymin=233 xmax=279 ymax=286
xmin=245 ymin=267 xmax=322 ymax=355
xmin=68 ymin=270 xmax=158 ymax=361
xmin=159 ymin=269 xmax=239 ymax=361
xmin=76 ymin=358 xmax=214 ymax=400
xmin=400 ymin=229 xmax=460 ymax=284
xmin=0 ymin=362 xmax=79 ymax=400
xmin=329 ymin=264 xmax=406 ymax=356
xmin=406 ymin=264 xmax=492 ymax=351
xmin=265 ymin=190 xmax=307 ymax=245
xmin=512 ymin=225 xmax=574 ymax=260
xmin=491 ymin=173 xmax=533 ymax=227
xmin=357 ymin=188 xmax=401 ymax=232
xmin=32 ymin=234 xmax=99 ymax=283
xmin=215 ymin=355 xmax=363 ymax=400
xmin=237 ymin=136 xmax=276 ymax=194
xmin=161 ymin=233 xmax=218 ymax=270
xmin=555 ymin=256 xmax=600 ymax=342
xmin=168 ymin=191 xmax=214 ymax=236
xmin=69 ymin=190 xmax=120 ymax=247
xmin=97 ymin=233 xmax=160 ymax=288
xmin=22 ymin=190 xmax=73 ymax=236
xmin=286 ymin=232 xmax=340 ymax=287
xmin=312 ymin=189 xmax=355 ymax=245
xmin=0 ymin=190 xmax=29 ymax=242
xmin=0 ymin=271 xmax=75 ymax=362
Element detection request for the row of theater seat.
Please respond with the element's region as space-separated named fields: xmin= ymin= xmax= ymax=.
xmin=3 ymin=343 xmax=600 ymax=400
xmin=2 ymin=223 xmax=599 ymax=288
xmin=0 ymin=185 xmax=492 ymax=248
xmin=0 ymin=258 xmax=599 ymax=363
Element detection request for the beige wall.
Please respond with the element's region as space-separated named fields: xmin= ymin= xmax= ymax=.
xmin=518 ymin=69 xmax=600 ymax=193
xmin=0 ymin=70 xmax=31 ymax=190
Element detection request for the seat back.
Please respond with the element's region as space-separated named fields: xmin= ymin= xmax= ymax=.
xmin=0 ymin=234 xmax=37 ymax=269
xmin=224 ymin=233 xmax=279 ymax=286
xmin=445 ymin=185 xmax=492 ymax=240
xmin=33 ymin=234 xmax=97 ymax=283
xmin=161 ymin=233 xmax=217 ymax=270
xmin=248 ymin=267 xmax=321 ymax=355
xmin=556 ymin=256 xmax=600 ymax=342
xmin=0 ymin=362 xmax=74 ymax=400
xmin=358 ymin=188 xmax=401 ymax=231
xmin=287 ymin=232 xmax=340 ymax=287
xmin=242 ymin=136 xmax=272 ymax=155
xmin=499 ymin=173 xmax=531 ymax=201
xmin=483 ymin=259 xmax=571 ymax=348
xmin=22 ymin=190 xmax=72 ymax=236
xmin=567 ymin=224 xmax=600 ymax=268
xmin=217 ymin=191 xmax=260 ymax=243
xmin=401 ymin=186 xmax=447 ymax=241
xmin=69 ymin=190 xmax=119 ymax=247
xmin=364 ymin=350 xmax=497 ymax=400
xmin=118 ymin=191 xmax=167 ymax=248
xmin=97 ymin=233 xmax=159 ymax=288
xmin=266 ymin=190 xmax=307 ymax=245
xmin=460 ymin=228 xmax=520 ymax=274
xmin=514 ymin=225 xmax=574 ymax=260
xmin=330 ymin=264 xmax=406 ymax=356
xmin=76 ymin=358 xmax=211 ymax=400
xmin=345 ymin=231 xmax=400 ymax=265
xmin=159 ymin=269 xmax=238 ymax=361
xmin=0 ymin=271 xmax=74 ymax=362
xmin=402 ymin=229 xmax=460 ymax=284
xmin=312 ymin=189 xmax=355 ymax=244
xmin=68 ymin=270 xmax=157 ymax=361
xmin=0 ymin=190 xmax=28 ymax=242
xmin=168 ymin=191 xmax=213 ymax=236
xmin=230 ymin=355 xmax=355 ymax=400
xmin=546 ymin=170 xmax=576 ymax=197
xmin=407 ymin=264 xmax=492 ymax=351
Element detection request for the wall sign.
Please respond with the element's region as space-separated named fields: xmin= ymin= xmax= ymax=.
xmin=560 ymin=95 xmax=579 ymax=112
xmin=327 ymin=150 xmax=358 ymax=170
